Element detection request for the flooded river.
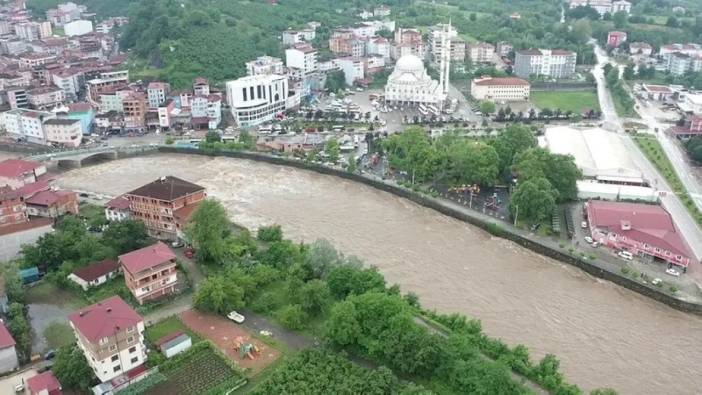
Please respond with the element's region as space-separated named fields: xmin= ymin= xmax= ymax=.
xmin=58 ymin=154 xmax=702 ymax=394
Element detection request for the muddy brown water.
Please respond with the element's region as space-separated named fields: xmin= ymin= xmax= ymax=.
xmin=57 ymin=154 xmax=702 ymax=394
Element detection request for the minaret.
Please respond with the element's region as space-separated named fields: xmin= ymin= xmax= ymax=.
xmin=443 ymin=19 xmax=451 ymax=96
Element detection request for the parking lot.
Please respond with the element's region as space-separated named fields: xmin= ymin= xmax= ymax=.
xmin=0 ymin=368 xmax=37 ymax=394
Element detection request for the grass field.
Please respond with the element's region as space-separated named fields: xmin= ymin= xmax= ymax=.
xmin=530 ymin=90 xmax=600 ymax=113
xmin=633 ymin=136 xmax=702 ymax=226
xmin=145 ymin=316 xmax=201 ymax=344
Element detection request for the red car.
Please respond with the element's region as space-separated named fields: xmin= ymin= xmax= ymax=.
xmin=184 ymin=248 xmax=194 ymax=259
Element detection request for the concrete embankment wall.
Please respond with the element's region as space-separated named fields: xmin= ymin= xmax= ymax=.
xmin=104 ymin=146 xmax=702 ymax=314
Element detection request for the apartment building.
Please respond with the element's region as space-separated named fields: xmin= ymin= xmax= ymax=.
xmin=282 ymin=28 xmax=316 ymax=46
xmin=51 ymin=68 xmax=84 ymax=98
xmin=393 ymin=28 xmax=424 ymax=60
xmin=6 ymin=87 xmax=29 ymax=109
xmin=0 ymin=108 xmax=55 ymax=145
xmin=366 ymin=36 xmax=391 ymax=60
xmin=87 ymin=70 xmax=129 ymax=104
xmin=42 ymin=118 xmax=82 ymax=147
xmin=285 ymin=43 xmax=318 ymax=75
xmin=335 ymin=57 xmax=364 ymax=86
xmin=25 ymin=188 xmax=79 ymax=217
xmin=124 ymin=176 xmax=206 ymax=240
xmin=193 ymin=77 xmax=210 ymax=96
xmin=147 ymin=81 xmax=170 ymax=109
xmin=514 ymin=48 xmax=577 ymax=79
xmin=119 ymin=242 xmax=178 ymax=304
xmin=27 ymin=86 xmax=66 ymax=110
xmin=629 ymin=42 xmax=653 ymax=56
xmin=470 ymin=77 xmax=531 ymax=101
xmin=226 ymin=74 xmax=289 ymax=127
xmin=18 ymin=53 xmax=56 ymax=69
xmin=68 ymin=296 xmax=147 ymax=382
xmin=467 ymin=42 xmax=495 ymax=63
xmin=663 ymin=52 xmax=702 ymax=76
xmin=121 ymin=92 xmax=146 ymax=129
xmin=246 ymin=56 xmax=285 ymax=76
xmin=428 ymin=23 xmax=458 ymax=62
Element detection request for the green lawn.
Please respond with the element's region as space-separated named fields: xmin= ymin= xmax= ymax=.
xmin=530 ymin=90 xmax=600 ymax=113
xmin=43 ymin=322 xmax=75 ymax=350
xmin=633 ymin=136 xmax=702 ymax=226
xmin=145 ymin=316 xmax=201 ymax=344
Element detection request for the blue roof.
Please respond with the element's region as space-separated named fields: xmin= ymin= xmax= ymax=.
xmin=19 ymin=267 xmax=39 ymax=278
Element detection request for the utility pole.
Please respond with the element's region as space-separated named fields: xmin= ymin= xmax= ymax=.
xmin=513 ymin=204 xmax=519 ymax=227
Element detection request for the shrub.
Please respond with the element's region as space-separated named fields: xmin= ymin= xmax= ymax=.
xmin=277 ymin=304 xmax=307 ymax=330
xmin=165 ymin=136 xmax=175 ymax=145
xmin=257 ymin=225 xmax=283 ymax=242
xmin=251 ymin=292 xmax=279 ymax=314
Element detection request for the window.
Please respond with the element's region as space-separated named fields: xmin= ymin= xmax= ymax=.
xmin=127 ymin=336 xmax=134 ymax=343
xmin=109 ymin=344 xmax=117 ymax=352
xmin=111 ymin=355 xmax=118 ymax=362
xmin=113 ymin=365 xmax=121 ymax=372
xmin=99 ymin=337 xmax=109 ymax=345
xmin=131 ymin=357 xmax=139 ymax=364
xmin=129 ymin=346 xmax=137 ymax=353
xmin=127 ymin=326 xmax=135 ymax=333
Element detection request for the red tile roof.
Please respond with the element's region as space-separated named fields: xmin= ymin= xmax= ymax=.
xmin=587 ymin=201 xmax=692 ymax=258
xmin=27 ymin=371 xmax=61 ymax=395
xmin=126 ymin=176 xmax=204 ymax=201
xmin=155 ymin=331 xmax=185 ymax=347
xmin=0 ymin=322 xmax=16 ymax=349
xmin=0 ymin=159 xmax=42 ymax=180
xmin=25 ymin=190 xmax=75 ymax=207
xmin=72 ymin=259 xmax=119 ymax=282
xmin=105 ymin=195 xmax=130 ymax=210
xmin=119 ymin=242 xmax=176 ymax=274
xmin=68 ymin=296 xmax=142 ymax=343
xmin=68 ymin=102 xmax=92 ymax=112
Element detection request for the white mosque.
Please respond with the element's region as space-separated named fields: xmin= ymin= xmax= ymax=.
xmin=384 ymin=22 xmax=451 ymax=108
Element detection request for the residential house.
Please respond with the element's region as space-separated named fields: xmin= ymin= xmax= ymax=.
xmin=629 ymin=42 xmax=652 ymax=56
xmin=467 ymin=42 xmax=495 ymax=64
xmin=27 ymin=87 xmax=66 ymax=110
xmin=0 ymin=322 xmax=18 ymax=374
xmin=147 ymin=82 xmax=170 ymax=109
xmin=26 ymin=371 xmax=62 ymax=395
xmin=245 ymin=56 xmax=285 ymax=76
xmin=124 ymin=176 xmax=206 ymax=240
xmin=0 ymin=187 xmax=29 ymax=227
xmin=285 ymin=43 xmax=318 ymax=75
xmin=68 ymin=296 xmax=147 ymax=382
xmin=68 ymin=259 xmax=120 ymax=291
xmin=42 ymin=118 xmax=82 ymax=147
xmin=25 ymin=189 xmax=79 ymax=217
xmin=119 ymin=242 xmax=178 ymax=304
xmin=192 ymin=77 xmax=210 ymax=96
xmin=607 ymin=31 xmax=627 ymax=48
xmin=0 ymin=159 xmax=47 ymax=189
xmin=104 ymin=195 xmax=130 ymax=222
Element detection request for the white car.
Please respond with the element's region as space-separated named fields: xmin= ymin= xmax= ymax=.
xmin=227 ymin=311 xmax=245 ymax=324
xmin=584 ymin=236 xmax=593 ymax=244
xmin=581 ymin=221 xmax=588 ymax=229
xmin=618 ymin=251 xmax=633 ymax=260
xmin=665 ymin=268 xmax=681 ymax=277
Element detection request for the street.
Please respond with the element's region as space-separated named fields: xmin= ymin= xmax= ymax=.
xmin=590 ymin=40 xmax=702 ymax=269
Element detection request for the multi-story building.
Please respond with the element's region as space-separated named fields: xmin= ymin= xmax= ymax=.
xmin=607 ymin=31 xmax=627 ymax=48
xmin=104 ymin=195 xmax=130 ymax=222
xmin=246 ymin=56 xmax=285 ymax=76
xmin=659 ymin=43 xmax=702 ymax=57
xmin=27 ymin=86 xmax=65 ymax=110
xmin=119 ymin=242 xmax=179 ymax=304
xmin=52 ymin=68 xmax=84 ymax=99
xmin=18 ymin=53 xmax=56 ymax=69
xmin=42 ymin=118 xmax=82 ymax=147
xmin=0 ymin=189 xmax=28 ymax=228
xmin=6 ymin=87 xmax=29 ymax=109
xmin=335 ymin=57 xmax=364 ymax=86
xmin=0 ymin=109 xmax=55 ymax=145
xmin=25 ymin=188 xmax=79 ymax=217
xmin=366 ymin=36 xmax=391 ymax=60
xmin=428 ymin=23 xmax=458 ymax=63
xmin=68 ymin=296 xmax=147 ymax=382
xmin=147 ymin=81 xmax=170 ymax=109
xmin=124 ymin=176 xmax=206 ymax=240
xmin=67 ymin=102 xmax=94 ymax=135
xmin=514 ymin=48 xmax=577 ymax=79
xmin=192 ymin=77 xmax=210 ymax=96
xmin=586 ymin=200 xmax=693 ymax=268
xmin=0 ymin=323 xmax=18 ymax=374
xmin=282 ymin=28 xmax=316 ymax=46
xmin=629 ymin=42 xmax=653 ymax=56
xmin=226 ymin=74 xmax=289 ymax=127
xmin=663 ymin=52 xmax=702 ymax=76
xmin=568 ymin=0 xmax=630 ymax=15
xmin=87 ymin=70 xmax=129 ymax=104
xmin=496 ymin=41 xmax=513 ymax=57
xmin=374 ymin=5 xmax=391 ymax=17
xmin=64 ymin=19 xmax=93 ymax=36
xmin=121 ymin=92 xmax=146 ymax=129
xmin=157 ymin=98 xmax=175 ymax=129
xmin=470 ymin=77 xmax=530 ymax=101
xmin=285 ymin=43 xmax=318 ymax=75
xmin=467 ymin=42 xmax=495 ymax=64
xmin=15 ymin=21 xmax=52 ymax=41
xmin=46 ymin=2 xmax=86 ymax=26
xmin=393 ymin=28 xmax=424 ymax=60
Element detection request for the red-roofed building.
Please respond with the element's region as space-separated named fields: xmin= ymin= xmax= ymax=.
xmin=68 ymin=259 xmax=120 ymax=290
xmin=0 ymin=186 xmax=28 ymax=227
xmin=586 ymin=200 xmax=694 ymax=268
xmin=27 ymin=371 xmax=62 ymax=395
xmin=25 ymin=189 xmax=79 ymax=218
xmin=119 ymin=242 xmax=178 ymax=304
xmin=0 ymin=159 xmax=47 ymax=189
xmin=0 ymin=322 xmax=18 ymax=374
xmin=68 ymin=296 xmax=146 ymax=382
xmin=607 ymin=31 xmax=627 ymax=48
xmin=104 ymin=195 xmax=130 ymax=222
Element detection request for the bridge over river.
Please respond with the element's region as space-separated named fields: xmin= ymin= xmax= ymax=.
xmin=29 ymin=144 xmax=159 ymax=168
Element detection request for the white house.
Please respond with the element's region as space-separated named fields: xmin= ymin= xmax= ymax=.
xmin=335 ymin=57 xmax=365 ymax=86
xmin=155 ymin=332 xmax=192 ymax=358
xmin=104 ymin=195 xmax=130 ymax=222
xmin=285 ymin=43 xmax=318 ymax=75
xmin=67 ymin=259 xmax=120 ymax=291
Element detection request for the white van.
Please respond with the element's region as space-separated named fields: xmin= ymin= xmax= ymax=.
xmin=617 ymin=251 xmax=633 ymax=260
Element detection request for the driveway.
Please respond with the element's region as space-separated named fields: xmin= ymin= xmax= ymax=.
xmin=0 ymin=369 xmax=37 ymax=394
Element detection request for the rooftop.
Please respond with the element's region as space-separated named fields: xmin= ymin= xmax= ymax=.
xmin=126 ymin=176 xmax=204 ymax=201
xmin=43 ymin=118 xmax=81 ymax=126
xmin=0 ymin=159 xmax=42 ymax=180
xmin=27 ymin=371 xmax=61 ymax=395
xmin=587 ymin=200 xmax=692 ymax=260
xmin=105 ymin=195 xmax=130 ymax=210
xmin=71 ymin=259 xmax=119 ymax=282
xmin=473 ymin=76 xmax=529 ymax=86
xmin=69 ymin=296 xmax=142 ymax=343
xmin=119 ymin=241 xmax=176 ymax=274
xmin=25 ymin=189 xmax=74 ymax=207
xmin=0 ymin=322 xmax=15 ymax=349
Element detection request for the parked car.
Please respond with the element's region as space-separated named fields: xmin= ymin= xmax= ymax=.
xmin=617 ymin=251 xmax=633 ymax=260
xmin=584 ymin=236 xmax=593 ymax=244
xmin=171 ymin=240 xmax=184 ymax=248
xmin=227 ymin=311 xmax=245 ymax=324
xmin=665 ymin=268 xmax=680 ymax=277
xmin=44 ymin=350 xmax=56 ymax=360
xmin=581 ymin=221 xmax=588 ymax=229
xmin=591 ymin=242 xmax=599 ymax=248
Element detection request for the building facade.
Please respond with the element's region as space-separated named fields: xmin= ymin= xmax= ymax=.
xmin=246 ymin=56 xmax=285 ymax=76
xmin=467 ymin=42 xmax=495 ymax=63
xmin=42 ymin=118 xmax=82 ymax=147
xmin=470 ymin=77 xmax=530 ymax=101
xmin=226 ymin=74 xmax=289 ymax=127
xmin=119 ymin=242 xmax=178 ymax=304
xmin=514 ymin=49 xmax=577 ymax=79
xmin=68 ymin=296 xmax=147 ymax=383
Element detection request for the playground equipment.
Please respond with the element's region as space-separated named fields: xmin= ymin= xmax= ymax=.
xmin=233 ymin=336 xmax=260 ymax=360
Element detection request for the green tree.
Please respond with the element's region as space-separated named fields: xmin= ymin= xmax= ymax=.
xmin=612 ymin=11 xmax=628 ymax=28
xmin=194 ymin=275 xmax=245 ymax=314
xmin=325 ymin=138 xmax=341 ymax=163
xmin=444 ymin=141 xmax=499 ymax=186
xmin=569 ymin=19 xmax=592 ymax=44
xmin=326 ymin=264 xmax=386 ymax=299
xmin=383 ymin=127 xmax=437 ymax=183
xmin=257 ymin=240 xmax=303 ymax=269
xmin=53 ymin=345 xmax=94 ymax=390
xmin=347 ymin=157 xmax=357 ymax=173
xmin=102 ymin=220 xmax=150 ymax=254
xmin=205 ymin=130 xmax=221 ymax=143
xmin=257 ymin=224 xmax=283 ymax=242
xmin=479 ymin=100 xmax=496 ymax=115
xmin=326 ymin=70 xmax=346 ymax=93
xmin=491 ymin=124 xmax=536 ymax=174
xmin=299 ymin=279 xmax=332 ymax=316
xmin=509 ymin=178 xmax=557 ymax=223
xmin=327 ymin=300 xmax=361 ymax=345
xmin=301 ymin=239 xmax=341 ymax=279
xmin=7 ymin=303 xmax=30 ymax=362
xmin=277 ymin=304 xmax=307 ymax=330
xmin=590 ymin=388 xmax=619 ymax=395
xmin=513 ymin=148 xmax=581 ymax=202
xmin=185 ymin=200 xmax=231 ymax=264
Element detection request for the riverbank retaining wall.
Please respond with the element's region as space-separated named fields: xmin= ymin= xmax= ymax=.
xmin=116 ymin=146 xmax=700 ymax=313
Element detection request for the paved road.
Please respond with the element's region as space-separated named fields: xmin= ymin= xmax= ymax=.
xmin=590 ymin=40 xmax=702 ymax=265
